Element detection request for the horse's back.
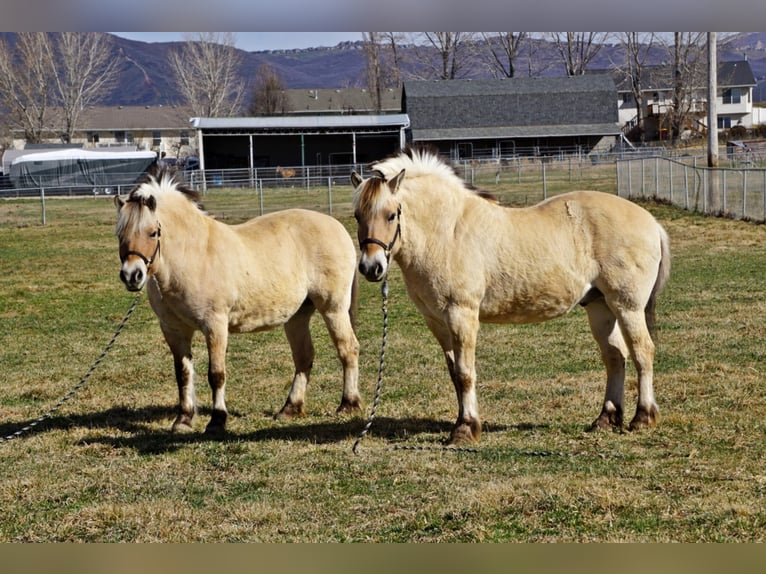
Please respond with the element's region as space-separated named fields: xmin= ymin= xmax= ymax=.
xmin=235 ymin=208 xmax=357 ymax=288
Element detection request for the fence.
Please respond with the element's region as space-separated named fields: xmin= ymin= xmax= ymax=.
xmin=10 ymin=151 xmax=750 ymax=226
xmin=617 ymin=156 xmax=766 ymax=222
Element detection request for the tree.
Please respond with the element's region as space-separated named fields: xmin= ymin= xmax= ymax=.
xmin=51 ymin=32 xmax=120 ymax=143
xmin=615 ymin=32 xmax=657 ymax=142
xmin=362 ymin=32 xmax=404 ymax=111
xmin=479 ymin=32 xmax=528 ymax=78
xmin=0 ymin=32 xmax=118 ymax=145
xmin=661 ymin=32 xmax=707 ymax=143
xmin=0 ymin=33 xmax=55 ymax=144
xmin=248 ymin=64 xmax=289 ymax=115
xmin=408 ymin=32 xmax=478 ymax=80
xmin=168 ymin=32 xmax=244 ymax=117
xmin=548 ymin=32 xmax=609 ymax=76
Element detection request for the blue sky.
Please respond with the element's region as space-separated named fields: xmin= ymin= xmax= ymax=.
xmin=111 ymin=32 xmax=365 ymax=52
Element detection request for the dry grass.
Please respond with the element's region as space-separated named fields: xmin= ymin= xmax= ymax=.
xmin=1 ymin=186 xmax=765 ymax=541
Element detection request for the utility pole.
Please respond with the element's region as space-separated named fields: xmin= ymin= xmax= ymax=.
xmin=707 ymin=32 xmax=720 ymax=213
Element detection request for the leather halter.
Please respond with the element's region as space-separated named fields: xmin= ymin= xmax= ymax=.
xmin=359 ymin=205 xmax=401 ymax=259
xmin=123 ymin=223 xmax=161 ymax=267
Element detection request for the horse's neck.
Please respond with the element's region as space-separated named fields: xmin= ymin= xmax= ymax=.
xmin=154 ymin=205 xmax=214 ymax=285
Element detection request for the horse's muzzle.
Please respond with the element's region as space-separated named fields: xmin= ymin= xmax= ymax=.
xmin=358 ymin=255 xmax=387 ymax=282
xmin=119 ymin=262 xmax=147 ymax=291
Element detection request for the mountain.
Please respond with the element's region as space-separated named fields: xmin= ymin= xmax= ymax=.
xmin=3 ymin=33 xmax=766 ymax=106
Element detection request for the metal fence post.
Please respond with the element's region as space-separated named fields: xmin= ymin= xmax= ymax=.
xmin=328 ymin=177 xmax=333 ymax=216
xmin=41 ymin=187 xmax=46 ymax=225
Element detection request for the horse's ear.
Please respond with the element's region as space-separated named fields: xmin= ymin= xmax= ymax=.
xmin=350 ymin=171 xmax=363 ymax=188
xmin=388 ymin=169 xmax=405 ymax=194
xmin=114 ymin=195 xmax=125 ymax=211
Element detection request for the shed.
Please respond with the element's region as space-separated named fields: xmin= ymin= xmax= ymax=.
xmin=403 ymin=76 xmax=620 ymax=159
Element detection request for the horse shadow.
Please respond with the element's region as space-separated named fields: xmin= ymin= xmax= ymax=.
xmin=0 ymin=404 xmax=542 ymax=455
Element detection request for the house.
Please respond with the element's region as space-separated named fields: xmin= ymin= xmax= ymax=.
xmin=8 ymin=104 xmax=196 ymax=159
xmin=402 ymin=76 xmax=621 ymax=161
xmin=613 ymin=60 xmax=757 ymax=140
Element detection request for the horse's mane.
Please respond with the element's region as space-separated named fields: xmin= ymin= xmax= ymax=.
xmin=369 ymin=144 xmax=498 ymax=203
xmin=131 ymin=163 xmax=202 ymax=206
xmin=116 ymin=163 xmax=204 ymax=237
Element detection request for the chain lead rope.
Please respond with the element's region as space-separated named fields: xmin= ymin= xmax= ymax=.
xmin=0 ymin=292 xmax=142 ymax=445
xmin=352 ymin=278 xmax=389 ymax=454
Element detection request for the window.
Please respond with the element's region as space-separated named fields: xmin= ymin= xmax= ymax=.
xmin=718 ymin=116 xmax=732 ymax=129
xmin=114 ymin=131 xmax=134 ymax=144
xmin=152 ymin=131 xmax=162 ymax=147
xmin=180 ymin=131 xmax=190 ymax=146
xmin=722 ymin=88 xmax=741 ymax=105
xmin=88 ymin=132 xmax=99 ymax=144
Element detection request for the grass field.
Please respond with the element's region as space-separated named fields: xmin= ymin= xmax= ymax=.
xmin=1 ymin=180 xmax=765 ymax=542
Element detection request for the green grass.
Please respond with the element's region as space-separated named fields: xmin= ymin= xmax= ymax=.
xmin=1 ymin=182 xmax=766 ymax=541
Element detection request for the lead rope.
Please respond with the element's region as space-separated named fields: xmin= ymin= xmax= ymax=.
xmin=0 ymin=292 xmax=142 ymax=445
xmin=352 ymin=279 xmax=389 ymax=454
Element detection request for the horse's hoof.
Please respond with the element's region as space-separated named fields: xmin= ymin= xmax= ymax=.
xmin=448 ymin=421 xmax=481 ymax=445
xmin=628 ymin=405 xmax=659 ymax=431
xmin=587 ymin=401 xmax=623 ymax=432
xmin=275 ymin=402 xmax=305 ymax=420
xmin=336 ymin=397 xmax=363 ymax=416
xmin=171 ymin=417 xmax=195 ymax=433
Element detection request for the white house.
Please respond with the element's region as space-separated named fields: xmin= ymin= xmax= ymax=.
xmin=613 ymin=60 xmax=758 ymax=140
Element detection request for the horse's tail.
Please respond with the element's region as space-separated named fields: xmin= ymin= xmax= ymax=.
xmin=645 ymin=224 xmax=671 ymax=341
xmin=349 ymin=270 xmax=359 ymax=333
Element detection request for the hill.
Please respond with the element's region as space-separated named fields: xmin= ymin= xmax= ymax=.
xmin=2 ymin=32 xmax=766 ymax=106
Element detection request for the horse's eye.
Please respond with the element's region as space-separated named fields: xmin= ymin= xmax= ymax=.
xmin=149 ymin=230 xmax=159 ymax=239
xmin=387 ymin=212 xmax=397 ymax=223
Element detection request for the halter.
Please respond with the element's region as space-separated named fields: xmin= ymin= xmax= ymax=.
xmin=123 ymin=223 xmax=161 ymax=267
xmin=359 ymin=205 xmax=401 ymax=260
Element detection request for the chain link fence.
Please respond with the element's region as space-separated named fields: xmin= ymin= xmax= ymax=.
xmin=617 ymin=156 xmax=766 ymax=222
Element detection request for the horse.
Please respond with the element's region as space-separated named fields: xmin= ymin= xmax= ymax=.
xmin=114 ymin=166 xmax=362 ymax=435
xmin=351 ymin=145 xmax=671 ymax=445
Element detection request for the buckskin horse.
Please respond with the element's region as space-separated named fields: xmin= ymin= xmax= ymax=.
xmin=352 ymin=146 xmax=670 ymax=444
xmin=115 ymin=166 xmax=361 ymax=434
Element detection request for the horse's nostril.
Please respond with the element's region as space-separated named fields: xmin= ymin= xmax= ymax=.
xmin=134 ymin=269 xmax=144 ymax=283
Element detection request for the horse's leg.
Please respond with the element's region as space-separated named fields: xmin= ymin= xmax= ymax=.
xmin=585 ymin=299 xmax=628 ymax=430
xmin=320 ymin=307 xmax=362 ymax=416
xmin=163 ymin=325 xmax=197 ymax=433
xmin=444 ymin=306 xmax=482 ymax=445
xmin=617 ymin=308 xmax=659 ymax=430
xmin=204 ymin=320 xmax=230 ymax=435
xmin=276 ymin=303 xmax=315 ymax=419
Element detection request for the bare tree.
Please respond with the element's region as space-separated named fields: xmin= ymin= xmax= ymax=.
xmin=614 ymin=32 xmax=657 ymax=142
xmin=0 ymin=33 xmax=119 ymax=145
xmin=408 ymin=32 xmax=478 ymax=80
xmin=0 ymin=33 xmax=55 ymax=144
xmin=169 ymin=32 xmax=244 ymax=117
xmin=479 ymin=32 xmax=528 ymax=78
xmin=659 ymin=32 xmax=707 ymax=143
xmin=362 ymin=32 xmax=404 ymax=111
xmin=52 ymin=32 xmax=120 ymax=143
xmin=548 ymin=32 xmax=609 ymax=76
xmin=248 ymin=64 xmax=289 ymax=115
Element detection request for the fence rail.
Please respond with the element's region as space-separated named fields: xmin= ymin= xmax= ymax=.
xmin=617 ymin=156 xmax=766 ymax=222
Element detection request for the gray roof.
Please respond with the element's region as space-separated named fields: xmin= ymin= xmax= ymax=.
xmin=413 ymin=123 xmax=621 ymax=141
xmin=191 ymin=114 xmax=410 ymax=132
xmin=608 ymin=60 xmax=756 ymax=92
xmin=403 ymin=76 xmax=619 ymax=134
xmin=285 ymin=88 xmax=401 ymax=114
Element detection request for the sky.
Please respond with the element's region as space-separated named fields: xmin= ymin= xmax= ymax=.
xmin=111 ymin=32 xmax=365 ymax=52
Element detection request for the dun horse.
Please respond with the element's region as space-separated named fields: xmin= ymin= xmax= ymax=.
xmin=352 ymin=146 xmax=670 ymax=445
xmin=115 ymin=166 xmax=361 ymax=434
